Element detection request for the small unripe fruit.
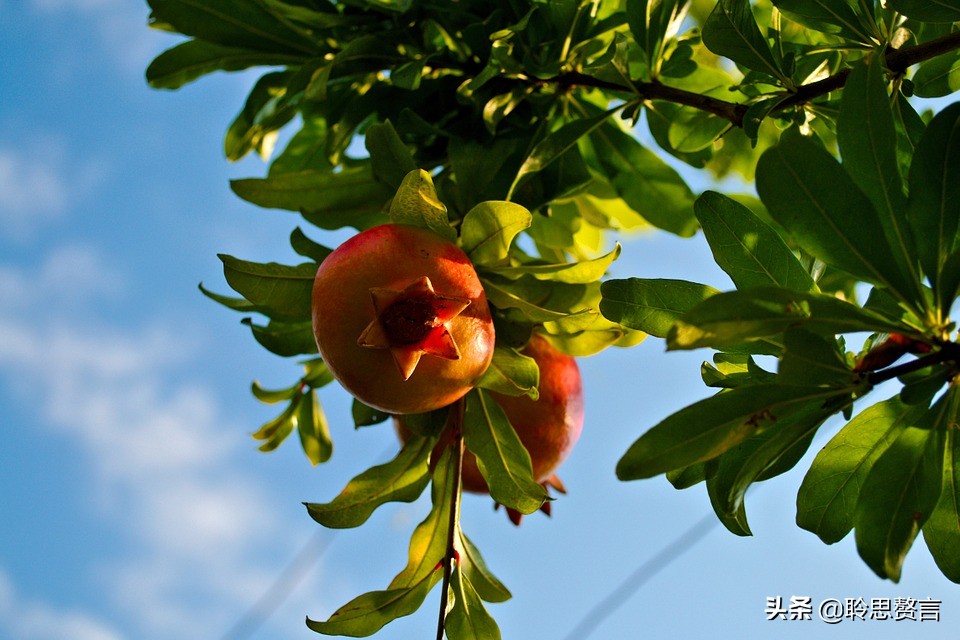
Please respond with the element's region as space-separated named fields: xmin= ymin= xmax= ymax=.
xmin=311 ymin=224 xmax=495 ymax=415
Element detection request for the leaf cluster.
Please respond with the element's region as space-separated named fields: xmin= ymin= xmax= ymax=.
xmin=146 ymin=0 xmax=960 ymax=635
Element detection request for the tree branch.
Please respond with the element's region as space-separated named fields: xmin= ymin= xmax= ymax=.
xmin=865 ymin=341 xmax=960 ymax=386
xmin=435 ymin=402 xmax=464 ymax=640
xmin=555 ymin=30 xmax=960 ymax=128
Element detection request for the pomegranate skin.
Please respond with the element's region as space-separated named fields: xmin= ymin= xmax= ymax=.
xmin=312 ymin=224 xmax=495 ymax=415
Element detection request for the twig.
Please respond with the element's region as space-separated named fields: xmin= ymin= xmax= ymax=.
xmin=436 ymin=401 xmax=465 ymax=640
xmin=865 ymin=342 xmax=960 ymax=386
xmin=550 ymin=30 xmax=960 ymax=128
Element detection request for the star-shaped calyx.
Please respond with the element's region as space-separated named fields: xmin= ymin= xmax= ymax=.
xmin=357 ymin=276 xmax=472 ymax=381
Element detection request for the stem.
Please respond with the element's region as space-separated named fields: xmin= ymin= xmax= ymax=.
xmin=865 ymin=342 xmax=960 ymax=385
xmin=547 ymin=30 xmax=960 ymax=128
xmin=435 ymin=401 xmax=464 ymax=640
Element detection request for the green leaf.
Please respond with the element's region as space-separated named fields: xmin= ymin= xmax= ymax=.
xmin=460 ymin=201 xmax=532 ymax=267
xmin=476 ymin=346 xmax=540 ymax=400
xmin=251 ymin=379 xmax=299 ymax=404
xmin=924 ymin=428 xmax=960 ymax=583
xmin=617 ymin=384 xmax=842 ymax=480
xmin=242 ymin=317 xmax=317 ymax=356
xmin=756 ymin=132 xmax=920 ymax=306
xmin=481 ymin=276 xmax=583 ymax=323
xmin=390 ymin=448 xmax=454 ymax=588
xmin=147 ymin=0 xmax=321 ymax=55
xmin=667 ymin=108 xmax=732 ymax=153
xmin=770 ymin=0 xmax=873 ymax=43
xmin=854 ymin=395 xmax=948 ymax=581
xmin=225 ymin=71 xmax=298 ymax=161
xmin=541 ymin=327 xmax=626 ymax=356
xmin=701 ymin=0 xmax=783 ymax=80
xmin=445 ymin=568 xmax=502 ymax=640
xmin=600 ymin=278 xmax=720 ymax=338
xmin=907 ymin=103 xmax=960 ymax=306
xmin=491 ymin=244 xmax=621 ymax=284
xmin=269 ymin=117 xmax=331 ymax=176
xmin=589 ymin=123 xmax=698 ymax=237
xmin=778 ymin=328 xmax=852 ymax=387
xmin=913 ymin=50 xmax=960 ymax=99
xmin=302 ymin=357 xmax=335 ymax=387
xmin=389 ymin=169 xmax=456 ymax=241
xmin=198 ymin=282 xmax=262 ymax=313
xmin=305 ymin=571 xmax=440 ymax=636
xmin=626 ymin=0 xmax=688 ymax=70
xmin=668 ymin=287 xmax=908 ymax=351
xmin=252 ymin=392 xmax=301 ymax=450
xmin=886 ymin=0 xmax=960 ymax=22
xmin=290 ymin=227 xmax=333 ymax=263
xmin=838 ymin=56 xmax=920 ymax=304
xmin=694 ymin=191 xmax=816 ymax=292
xmin=297 ymin=388 xmax=332 ymax=465
xmin=457 ymin=532 xmax=511 ymax=603
xmin=365 ymin=120 xmax=418 ymax=191
xmin=352 ymin=399 xmax=391 ymax=428
xmin=513 ymin=109 xmax=618 ymax=188
xmin=797 ymin=397 xmax=923 ymax=544
xmin=219 ymin=254 xmax=316 ymax=321
xmin=231 ymin=166 xmax=392 ymax=230
xmin=463 ymin=389 xmax=548 ymax=514
xmin=146 ymin=39 xmax=303 ymax=89
xmin=710 ymin=405 xmax=830 ymax=531
xmin=305 ymin=434 xmax=434 ymax=528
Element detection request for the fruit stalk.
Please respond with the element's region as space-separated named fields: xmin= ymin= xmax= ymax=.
xmin=436 ymin=399 xmax=464 ymax=640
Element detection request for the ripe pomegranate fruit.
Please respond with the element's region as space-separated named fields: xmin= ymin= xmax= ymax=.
xmin=311 ymin=224 xmax=495 ymax=415
xmin=398 ymin=334 xmax=584 ymax=524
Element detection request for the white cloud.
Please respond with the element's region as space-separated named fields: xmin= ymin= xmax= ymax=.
xmin=0 ymin=568 xmax=124 ymax=640
xmin=0 ymin=144 xmax=106 ymax=240
xmin=29 ymin=0 xmax=165 ymax=72
xmin=0 ymin=248 xmax=311 ymax=639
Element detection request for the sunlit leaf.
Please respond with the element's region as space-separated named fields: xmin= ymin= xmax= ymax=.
xmin=389 ymin=169 xmax=456 ymax=241
xmin=305 ymin=434 xmax=434 ymax=528
xmin=460 ymin=201 xmax=532 ymax=267
xmin=476 ymin=346 xmax=540 ymax=400
xmin=457 ymin=532 xmax=511 ymax=603
xmin=297 ymin=388 xmax=332 ymax=465
xmin=219 ymin=254 xmax=316 ymax=321
xmin=445 ymin=567 xmax=502 ymax=640
xmin=305 ymin=571 xmax=440 ymax=636
xmin=463 ymin=390 xmax=548 ymax=514
xmin=694 ymin=191 xmax=816 ymax=292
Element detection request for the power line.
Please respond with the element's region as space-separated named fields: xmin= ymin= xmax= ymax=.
xmin=561 ymin=513 xmax=719 ymax=640
xmin=220 ymin=528 xmax=334 ymax=640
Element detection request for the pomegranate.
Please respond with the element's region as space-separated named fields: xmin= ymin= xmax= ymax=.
xmin=311 ymin=224 xmax=495 ymax=414
xmin=399 ymin=334 xmax=584 ymax=523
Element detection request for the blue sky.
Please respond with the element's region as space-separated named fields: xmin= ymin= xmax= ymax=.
xmin=0 ymin=2 xmax=956 ymax=640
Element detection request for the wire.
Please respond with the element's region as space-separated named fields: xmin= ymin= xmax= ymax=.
xmin=220 ymin=528 xmax=333 ymax=640
xmin=561 ymin=512 xmax=719 ymax=640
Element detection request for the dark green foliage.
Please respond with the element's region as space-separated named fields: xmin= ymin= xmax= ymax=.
xmin=148 ymin=0 xmax=960 ymax=636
